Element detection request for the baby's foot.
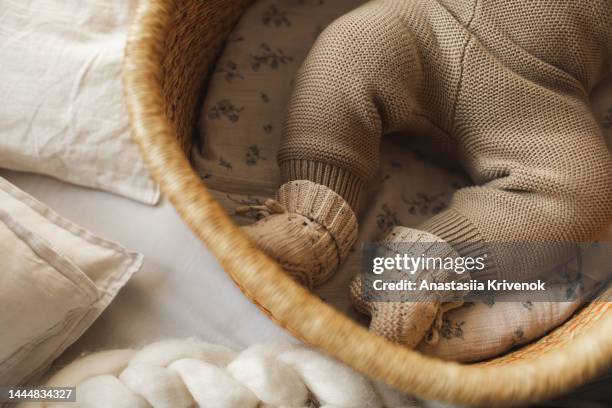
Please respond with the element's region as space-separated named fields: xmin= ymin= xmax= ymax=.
xmin=350 ymin=227 xmax=468 ymax=348
xmin=350 ymin=274 xmax=440 ymax=347
xmin=240 ymin=181 xmax=358 ymax=288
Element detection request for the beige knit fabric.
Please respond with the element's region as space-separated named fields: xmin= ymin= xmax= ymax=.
xmin=349 ymin=226 xmax=469 ymax=347
xmin=278 ymin=0 xmax=612 ymax=286
xmin=242 ymin=180 xmax=358 ymax=288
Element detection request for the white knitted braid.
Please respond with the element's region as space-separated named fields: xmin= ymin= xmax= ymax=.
xmin=19 ymin=339 xmax=418 ymax=408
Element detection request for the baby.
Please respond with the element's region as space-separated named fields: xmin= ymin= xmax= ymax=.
xmin=243 ymin=0 xmax=612 ymax=348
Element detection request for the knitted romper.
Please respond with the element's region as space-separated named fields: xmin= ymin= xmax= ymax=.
xmin=244 ymin=0 xmax=612 ymax=347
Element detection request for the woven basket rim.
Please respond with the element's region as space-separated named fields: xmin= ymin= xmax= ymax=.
xmin=122 ymin=1 xmax=612 ymax=406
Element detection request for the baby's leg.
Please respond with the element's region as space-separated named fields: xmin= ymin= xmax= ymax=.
xmin=278 ymin=5 xmax=424 ymax=211
xmin=418 ymin=55 xmax=612 ymax=285
xmin=422 ymin=0 xmax=612 ymax=277
xmin=400 ymin=2 xmax=612 ymax=348
xmin=245 ymin=4 xmax=426 ymax=288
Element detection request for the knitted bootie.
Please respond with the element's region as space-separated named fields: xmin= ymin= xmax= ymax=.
xmin=241 ymin=180 xmax=358 ymax=288
xmin=350 ymin=227 xmax=469 ymax=348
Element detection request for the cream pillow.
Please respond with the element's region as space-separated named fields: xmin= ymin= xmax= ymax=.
xmin=0 ymin=177 xmax=142 ymax=386
xmin=0 ymin=0 xmax=158 ymax=205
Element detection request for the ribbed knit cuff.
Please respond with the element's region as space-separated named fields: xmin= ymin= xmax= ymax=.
xmin=279 ymin=160 xmax=364 ymax=212
xmin=276 ymin=180 xmax=358 ymax=264
xmin=380 ymin=226 xmax=471 ymax=300
xmin=419 ymin=209 xmax=497 ymax=282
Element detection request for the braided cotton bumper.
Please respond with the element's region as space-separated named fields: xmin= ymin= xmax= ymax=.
xmin=21 ymin=339 xmax=415 ymax=408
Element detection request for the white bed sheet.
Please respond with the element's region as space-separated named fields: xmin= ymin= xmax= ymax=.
xmin=0 ymin=169 xmax=294 ymax=366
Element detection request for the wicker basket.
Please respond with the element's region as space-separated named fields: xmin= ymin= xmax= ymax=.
xmin=122 ymin=1 xmax=612 ymax=406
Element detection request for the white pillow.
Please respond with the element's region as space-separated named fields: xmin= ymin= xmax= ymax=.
xmin=0 ymin=177 xmax=142 ymax=386
xmin=0 ymin=0 xmax=158 ymax=205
